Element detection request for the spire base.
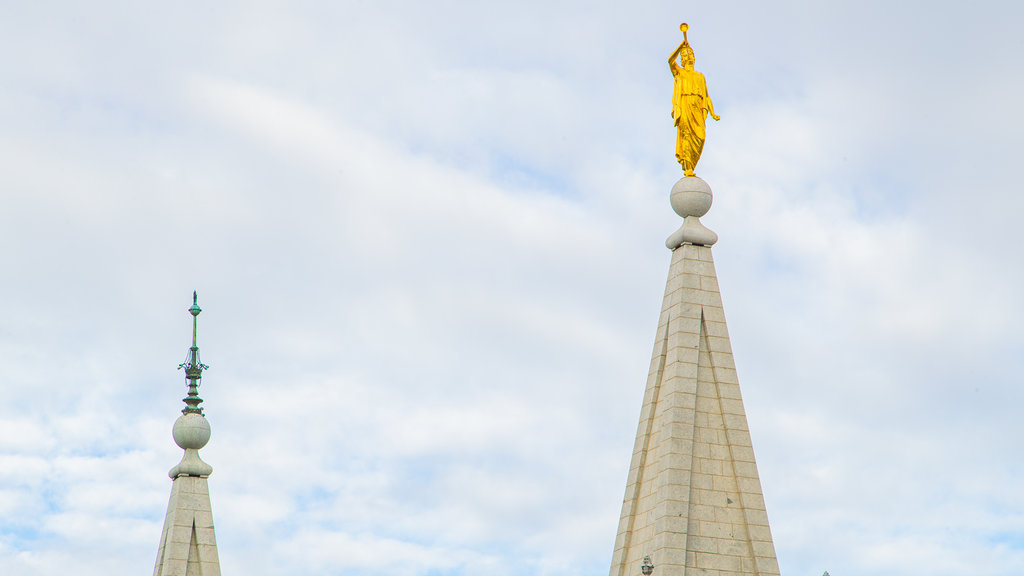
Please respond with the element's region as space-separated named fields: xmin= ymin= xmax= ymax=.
xmin=169 ymin=449 xmax=214 ymax=479
xmin=666 ymin=217 xmax=718 ymax=249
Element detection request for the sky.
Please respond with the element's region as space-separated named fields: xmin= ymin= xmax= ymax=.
xmin=1 ymin=1 xmax=1023 ymax=575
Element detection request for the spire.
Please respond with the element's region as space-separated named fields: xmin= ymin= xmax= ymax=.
xmin=153 ymin=293 xmax=222 ymax=576
xmin=178 ymin=291 xmax=208 ymax=416
xmin=607 ymin=176 xmax=780 ymax=576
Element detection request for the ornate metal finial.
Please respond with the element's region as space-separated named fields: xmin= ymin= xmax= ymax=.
xmin=178 ymin=291 xmax=209 ymax=415
xmin=641 ymin=555 xmax=654 ymax=575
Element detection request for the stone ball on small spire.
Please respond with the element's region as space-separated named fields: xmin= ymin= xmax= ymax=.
xmin=173 ymin=412 xmax=211 ymax=450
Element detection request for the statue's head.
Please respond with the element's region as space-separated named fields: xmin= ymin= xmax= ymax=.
xmin=681 ymin=45 xmax=695 ymax=68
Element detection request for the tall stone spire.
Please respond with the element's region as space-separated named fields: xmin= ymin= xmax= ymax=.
xmin=153 ymin=292 xmax=222 ymax=576
xmin=608 ymin=177 xmax=780 ymax=576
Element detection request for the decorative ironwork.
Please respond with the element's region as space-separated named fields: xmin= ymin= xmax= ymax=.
xmin=641 ymin=555 xmax=654 ymax=575
xmin=177 ymin=291 xmax=209 ymax=415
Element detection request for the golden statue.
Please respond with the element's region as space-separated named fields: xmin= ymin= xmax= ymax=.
xmin=669 ymin=23 xmax=719 ymax=176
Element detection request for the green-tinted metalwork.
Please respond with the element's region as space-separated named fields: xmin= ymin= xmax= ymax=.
xmin=178 ymin=291 xmax=209 ymax=415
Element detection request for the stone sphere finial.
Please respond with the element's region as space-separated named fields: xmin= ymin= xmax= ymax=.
xmin=168 ymin=412 xmax=214 ymax=478
xmin=173 ymin=413 xmax=211 ymax=450
xmin=666 ymin=176 xmax=718 ymax=249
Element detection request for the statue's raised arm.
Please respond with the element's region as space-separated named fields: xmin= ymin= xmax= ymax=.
xmin=670 ymin=23 xmax=720 ymax=176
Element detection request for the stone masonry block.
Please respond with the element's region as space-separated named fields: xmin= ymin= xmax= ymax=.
xmin=702 ymin=320 xmax=729 ymax=338
xmin=699 ymin=275 xmax=720 ymax=292
xmin=716 ymin=539 xmax=750 ymax=557
xmin=693 ymin=289 xmax=719 ymax=307
xmin=701 ymin=305 xmax=727 ymax=323
xmin=744 ymin=509 xmax=770 ymax=526
xmin=658 ymin=459 xmax=692 ymax=479
xmin=726 ymin=429 xmax=752 ymax=446
xmin=731 ymin=446 xmax=756 ymax=462
xmin=689 ymin=488 xmax=711 ymax=505
xmin=703 ymin=410 xmax=724 ymax=427
xmin=720 ymin=399 xmax=747 ymax=417
xmin=687 ymin=536 xmax=717 ymax=554
xmin=659 ymin=564 xmax=686 ymax=576
xmin=662 ymin=391 xmax=699 ymax=414
xmin=692 ymin=442 xmax=710 ymax=459
xmin=195 ymin=527 xmax=217 ymax=546
xmin=708 ymin=351 xmax=736 ymax=370
xmin=711 ymin=475 xmax=737 ymax=493
xmin=698 ymin=521 xmax=736 ymax=539
xmin=665 ymin=420 xmax=698 ymax=442
xmin=170 ymin=524 xmax=193 ymax=545
xmin=656 ymin=484 xmax=691 ymax=504
xmin=696 ymin=551 xmax=742 ymax=572
xmin=653 ymin=498 xmax=688 ymax=519
xmin=714 ymin=506 xmax=744 ymax=525
xmin=706 ymin=336 xmax=732 ymax=353
xmin=172 ymin=511 xmax=196 ymax=528
xmin=713 ymin=369 xmax=739 ymax=386
xmin=667 ymin=347 xmax=700 ymax=366
xmin=161 ymin=562 xmax=187 ymax=576
xmin=736 ymin=476 xmax=764 ymax=495
xmin=667 ymin=330 xmax=700 ymax=351
xmin=732 ymin=461 xmax=759 ymax=478
xmin=695 ymin=379 xmax=718 ymax=397
xmin=709 ymin=444 xmax=732 ymax=461
xmin=755 ymin=556 xmax=782 ymax=575
xmin=694 ymin=396 xmax=720 ymax=415
xmin=665 ymin=361 xmax=698 ymax=380
xmin=663 ymin=436 xmax=695 ymax=456
xmin=747 ymin=525 xmax=773 ymax=542
xmin=689 ymin=504 xmax=715 ymax=521
xmin=692 ymin=261 xmax=716 ymax=277
xmin=667 ymin=297 xmax=702 ymax=318
xmin=691 ymin=473 xmax=712 ymax=490
xmin=722 ymin=413 xmax=749 ymax=431
xmin=740 ymin=492 xmax=766 ymax=511
xmin=660 ymin=457 xmax=694 ymax=479
xmin=197 ymin=543 xmax=220 ymax=561
xmin=698 ymin=458 xmax=723 ymax=476
xmin=668 ymin=272 xmax=701 ymax=291
xmin=660 ymin=546 xmax=688 ymax=565
xmin=653 ymin=514 xmax=688 ymax=536
xmin=697 ymin=428 xmax=722 ymax=444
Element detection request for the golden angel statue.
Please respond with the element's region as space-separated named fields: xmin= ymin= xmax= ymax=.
xmin=669 ymin=23 xmax=719 ymax=176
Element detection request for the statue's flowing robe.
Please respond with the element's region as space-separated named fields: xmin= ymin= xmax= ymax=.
xmin=672 ymin=68 xmax=710 ymax=173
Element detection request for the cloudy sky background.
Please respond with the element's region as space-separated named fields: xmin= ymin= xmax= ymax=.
xmin=1 ymin=1 xmax=1023 ymax=575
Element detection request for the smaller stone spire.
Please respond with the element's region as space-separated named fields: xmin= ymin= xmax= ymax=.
xmin=154 ymin=293 xmax=222 ymax=576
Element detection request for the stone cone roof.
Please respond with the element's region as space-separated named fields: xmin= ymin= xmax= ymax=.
xmin=609 ymin=243 xmax=780 ymax=576
xmin=153 ymin=295 xmax=222 ymax=576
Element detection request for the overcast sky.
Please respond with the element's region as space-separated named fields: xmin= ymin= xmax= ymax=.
xmin=2 ymin=2 xmax=1024 ymax=575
